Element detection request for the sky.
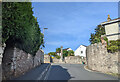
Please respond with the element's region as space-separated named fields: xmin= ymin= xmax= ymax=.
xmin=32 ymin=2 xmax=118 ymax=53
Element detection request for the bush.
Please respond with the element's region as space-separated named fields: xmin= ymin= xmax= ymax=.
xmin=107 ymin=40 xmax=120 ymax=53
xmin=68 ymin=50 xmax=74 ymax=56
xmin=55 ymin=55 xmax=61 ymax=59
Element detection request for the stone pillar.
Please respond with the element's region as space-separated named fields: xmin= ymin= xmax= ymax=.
xmin=60 ymin=46 xmax=63 ymax=62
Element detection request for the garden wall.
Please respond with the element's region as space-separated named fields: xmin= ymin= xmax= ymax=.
xmin=2 ymin=47 xmax=44 ymax=80
xmin=52 ymin=56 xmax=86 ymax=64
xmin=87 ymin=43 xmax=120 ymax=74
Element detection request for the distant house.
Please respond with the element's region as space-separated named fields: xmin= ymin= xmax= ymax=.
xmin=56 ymin=52 xmax=61 ymax=56
xmin=101 ymin=15 xmax=120 ymax=41
xmin=63 ymin=48 xmax=72 ymax=51
xmin=74 ymin=45 xmax=87 ymax=57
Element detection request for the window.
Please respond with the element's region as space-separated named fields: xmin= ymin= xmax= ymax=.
xmin=81 ymin=51 xmax=83 ymax=54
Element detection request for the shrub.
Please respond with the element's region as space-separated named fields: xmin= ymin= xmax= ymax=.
xmin=107 ymin=40 xmax=120 ymax=53
xmin=55 ymin=55 xmax=61 ymax=59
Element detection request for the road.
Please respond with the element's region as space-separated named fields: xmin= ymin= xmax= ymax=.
xmin=46 ymin=63 xmax=118 ymax=80
xmin=13 ymin=63 xmax=50 ymax=80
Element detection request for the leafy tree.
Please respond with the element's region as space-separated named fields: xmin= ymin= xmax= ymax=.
xmin=2 ymin=2 xmax=44 ymax=56
xmin=56 ymin=48 xmax=61 ymax=53
xmin=68 ymin=50 xmax=74 ymax=56
xmin=89 ymin=25 xmax=105 ymax=44
xmin=63 ymin=50 xmax=68 ymax=57
xmin=48 ymin=52 xmax=56 ymax=56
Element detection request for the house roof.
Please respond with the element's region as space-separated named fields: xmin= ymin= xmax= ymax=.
xmin=101 ymin=17 xmax=120 ymax=26
xmin=75 ymin=45 xmax=87 ymax=51
xmin=63 ymin=48 xmax=72 ymax=50
xmin=81 ymin=45 xmax=87 ymax=47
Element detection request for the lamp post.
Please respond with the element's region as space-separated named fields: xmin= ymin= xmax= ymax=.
xmin=43 ymin=28 xmax=48 ymax=48
xmin=43 ymin=28 xmax=48 ymax=35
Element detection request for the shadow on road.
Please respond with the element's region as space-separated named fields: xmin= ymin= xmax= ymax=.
xmin=47 ymin=65 xmax=73 ymax=80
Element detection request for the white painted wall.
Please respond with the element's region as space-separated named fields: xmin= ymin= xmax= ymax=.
xmin=56 ymin=53 xmax=61 ymax=56
xmin=74 ymin=45 xmax=86 ymax=57
xmin=67 ymin=48 xmax=72 ymax=51
xmin=105 ymin=22 xmax=119 ymax=41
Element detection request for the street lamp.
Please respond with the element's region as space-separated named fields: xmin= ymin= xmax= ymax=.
xmin=43 ymin=28 xmax=48 ymax=35
xmin=43 ymin=28 xmax=48 ymax=48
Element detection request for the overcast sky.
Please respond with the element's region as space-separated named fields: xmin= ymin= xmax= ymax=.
xmin=32 ymin=2 xmax=118 ymax=53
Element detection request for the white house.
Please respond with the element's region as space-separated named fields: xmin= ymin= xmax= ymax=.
xmin=64 ymin=48 xmax=72 ymax=51
xmin=101 ymin=15 xmax=120 ymax=41
xmin=74 ymin=45 xmax=87 ymax=57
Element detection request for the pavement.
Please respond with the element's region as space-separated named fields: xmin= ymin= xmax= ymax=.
xmin=46 ymin=63 xmax=119 ymax=80
xmin=12 ymin=63 xmax=51 ymax=80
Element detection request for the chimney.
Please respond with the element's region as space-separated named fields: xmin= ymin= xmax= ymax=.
xmin=107 ymin=14 xmax=111 ymax=22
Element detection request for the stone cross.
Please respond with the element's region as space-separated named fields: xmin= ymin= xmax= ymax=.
xmin=61 ymin=46 xmax=63 ymax=61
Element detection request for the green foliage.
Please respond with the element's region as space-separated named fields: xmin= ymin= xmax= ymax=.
xmin=89 ymin=25 xmax=105 ymax=44
xmin=48 ymin=52 xmax=56 ymax=56
xmin=56 ymin=48 xmax=61 ymax=53
xmin=48 ymin=52 xmax=61 ymax=59
xmin=2 ymin=2 xmax=44 ymax=56
xmin=55 ymin=55 xmax=61 ymax=59
xmin=107 ymin=40 xmax=120 ymax=53
xmin=68 ymin=50 xmax=74 ymax=56
xmin=63 ymin=50 xmax=68 ymax=57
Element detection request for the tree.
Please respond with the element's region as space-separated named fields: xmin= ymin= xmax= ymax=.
xmin=56 ymin=48 xmax=61 ymax=52
xmin=63 ymin=50 xmax=68 ymax=57
xmin=68 ymin=50 xmax=74 ymax=56
xmin=89 ymin=25 xmax=105 ymax=44
xmin=48 ymin=52 xmax=56 ymax=56
xmin=2 ymin=2 xmax=44 ymax=56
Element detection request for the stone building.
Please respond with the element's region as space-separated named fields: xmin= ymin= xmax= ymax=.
xmin=101 ymin=15 xmax=120 ymax=41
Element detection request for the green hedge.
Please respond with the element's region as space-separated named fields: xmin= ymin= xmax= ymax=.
xmin=107 ymin=40 xmax=120 ymax=53
xmin=2 ymin=2 xmax=44 ymax=56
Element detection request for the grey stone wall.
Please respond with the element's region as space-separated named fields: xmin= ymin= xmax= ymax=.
xmin=87 ymin=43 xmax=119 ymax=74
xmin=2 ymin=47 xmax=44 ymax=80
xmin=52 ymin=58 xmax=60 ymax=63
xmin=52 ymin=56 xmax=86 ymax=64
xmin=65 ymin=56 xmax=86 ymax=64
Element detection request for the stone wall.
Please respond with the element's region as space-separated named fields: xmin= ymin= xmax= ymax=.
xmin=52 ymin=58 xmax=61 ymax=63
xmin=44 ymin=55 xmax=50 ymax=63
xmin=65 ymin=56 xmax=86 ymax=64
xmin=2 ymin=47 xmax=44 ymax=80
xmin=87 ymin=43 xmax=120 ymax=74
xmin=52 ymin=56 xmax=86 ymax=64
